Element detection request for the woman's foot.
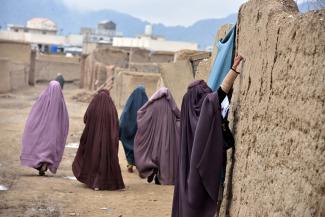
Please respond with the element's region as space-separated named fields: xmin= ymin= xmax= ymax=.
xmin=154 ymin=175 xmax=161 ymax=185
xmin=38 ymin=163 xmax=48 ymax=176
xmin=127 ymin=164 xmax=134 ymax=173
xmin=147 ymin=172 xmax=155 ymax=183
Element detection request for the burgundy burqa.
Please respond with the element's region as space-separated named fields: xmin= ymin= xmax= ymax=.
xmin=172 ymin=80 xmax=224 ymax=217
xmin=72 ymin=90 xmax=125 ymax=190
xmin=134 ymin=87 xmax=180 ymax=185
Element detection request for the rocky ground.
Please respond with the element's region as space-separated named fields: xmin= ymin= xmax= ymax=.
xmin=0 ymin=83 xmax=173 ymax=217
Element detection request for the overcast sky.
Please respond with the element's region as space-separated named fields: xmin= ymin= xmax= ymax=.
xmin=61 ymin=0 xmax=249 ymax=26
xmin=61 ymin=0 xmax=310 ymax=26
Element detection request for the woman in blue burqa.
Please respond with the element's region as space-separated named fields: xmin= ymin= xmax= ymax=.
xmin=119 ymin=86 xmax=148 ymax=173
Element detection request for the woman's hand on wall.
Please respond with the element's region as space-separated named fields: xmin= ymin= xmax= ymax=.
xmin=232 ymin=55 xmax=244 ymax=70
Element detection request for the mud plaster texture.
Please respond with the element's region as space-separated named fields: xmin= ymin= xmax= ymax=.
xmin=159 ymin=60 xmax=194 ymax=107
xmin=80 ymin=47 xmax=174 ymax=93
xmin=0 ymin=41 xmax=31 ymax=64
xmin=0 ymin=41 xmax=31 ymax=92
xmin=219 ymin=1 xmax=325 ymax=217
xmin=35 ymin=55 xmax=80 ymax=82
xmin=111 ymin=70 xmax=162 ymax=108
xmin=0 ymin=59 xmax=12 ymax=93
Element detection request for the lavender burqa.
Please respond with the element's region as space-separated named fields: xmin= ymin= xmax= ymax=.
xmin=134 ymin=88 xmax=180 ymax=185
xmin=172 ymin=81 xmax=224 ymax=217
xmin=21 ymin=80 xmax=69 ymax=173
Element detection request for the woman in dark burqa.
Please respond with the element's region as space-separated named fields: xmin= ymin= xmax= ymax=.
xmin=55 ymin=73 xmax=65 ymax=89
xmin=134 ymin=87 xmax=180 ymax=185
xmin=119 ymin=86 xmax=148 ymax=173
xmin=72 ymin=89 xmax=125 ymax=190
xmin=172 ymin=55 xmax=243 ymax=217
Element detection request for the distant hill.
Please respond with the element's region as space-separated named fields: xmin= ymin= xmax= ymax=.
xmin=298 ymin=1 xmax=325 ymax=12
xmin=0 ymin=0 xmax=320 ymax=49
xmin=0 ymin=0 xmax=236 ymax=49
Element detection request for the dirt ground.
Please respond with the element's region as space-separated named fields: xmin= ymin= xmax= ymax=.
xmin=0 ymin=83 xmax=173 ymax=217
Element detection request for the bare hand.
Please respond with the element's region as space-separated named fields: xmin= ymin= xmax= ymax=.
xmin=232 ymin=55 xmax=244 ymax=69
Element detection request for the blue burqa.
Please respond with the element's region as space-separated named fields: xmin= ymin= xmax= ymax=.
xmin=207 ymin=25 xmax=236 ymax=91
xmin=119 ymin=86 xmax=148 ymax=165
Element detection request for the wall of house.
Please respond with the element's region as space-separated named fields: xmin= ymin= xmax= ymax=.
xmin=0 ymin=40 xmax=31 ymax=92
xmin=219 ymin=1 xmax=325 ymax=216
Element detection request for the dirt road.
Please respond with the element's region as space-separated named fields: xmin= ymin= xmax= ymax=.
xmin=0 ymin=83 xmax=173 ymax=217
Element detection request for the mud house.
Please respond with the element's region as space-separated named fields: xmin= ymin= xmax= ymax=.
xmin=79 ymin=23 xmax=201 ymax=107
xmin=80 ymin=46 xmax=173 ymax=105
xmin=0 ymin=18 xmax=83 ymax=54
xmin=80 ymin=44 xmax=210 ymax=108
xmin=0 ymin=40 xmax=32 ymax=93
xmin=0 ymin=18 xmax=83 ymax=86
xmin=218 ymin=1 xmax=325 ymax=216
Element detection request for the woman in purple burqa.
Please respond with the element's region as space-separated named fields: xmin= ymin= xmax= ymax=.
xmin=134 ymin=87 xmax=180 ymax=185
xmin=21 ymin=80 xmax=69 ymax=176
xmin=172 ymin=56 xmax=243 ymax=217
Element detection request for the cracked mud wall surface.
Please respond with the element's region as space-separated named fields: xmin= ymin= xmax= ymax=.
xmin=35 ymin=55 xmax=80 ymax=82
xmin=221 ymin=0 xmax=325 ymax=216
xmin=0 ymin=41 xmax=31 ymax=92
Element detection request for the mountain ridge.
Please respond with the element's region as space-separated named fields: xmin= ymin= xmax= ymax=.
xmin=0 ymin=0 xmax=317 ymax=49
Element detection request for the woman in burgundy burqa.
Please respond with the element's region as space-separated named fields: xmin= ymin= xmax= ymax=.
xmin=172 ymin=55 xmax=243 ymax=217
xmin=72 ymin=89 xmax=125 ymax=190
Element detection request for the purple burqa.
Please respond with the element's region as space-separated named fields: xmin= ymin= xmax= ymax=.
xmin=134 ymin=87 xmax=180 ymax=185
xmin=172 ymin=81 xmax=224 ymax=217
xmin=21 ymin=80 xmax=69 ymax=173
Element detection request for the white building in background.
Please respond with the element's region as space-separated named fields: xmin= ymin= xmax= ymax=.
xmin=8 ymin=18 xmax=58 ymax=35
xmin=2 ymin=18 xmax=197 ymax=55
xmin=81 ymin=20 xmax=123 ymax=44
xmin=144 ymin=24 xmax=153 ymax=36
xmin=113 ymin=36 xmax=198 ymax=52
xmin=112 ymin=24 xmax=198 ymax=52
xmin=0 ymin=18 xmax=83 ymax=55
xmin=81 ymin=20 xmax=124 ymax=54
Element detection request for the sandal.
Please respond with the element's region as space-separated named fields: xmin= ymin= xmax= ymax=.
xmin=154 ymin=175 xmax=161 ymax=185
xmin=147 ymin=172 xmax=155 ymax=183
xmin=127 ymin=164 xmax=134 ymax=173
xmin=38 ymin=163 xmax=48 ymax=176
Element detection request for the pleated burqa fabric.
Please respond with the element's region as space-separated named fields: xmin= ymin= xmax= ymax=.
xmin=134 ymin=88 xmax=180 ymax=185
xmin=172 ymin=81 xmax=225 ymax=217
xmin=119 ymin=86 xmax=148 ymax=166
xmin=20 ymin=80 xmax=69 ymax=174
xmin=72 ymin=90 xmax=125 ymax=190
